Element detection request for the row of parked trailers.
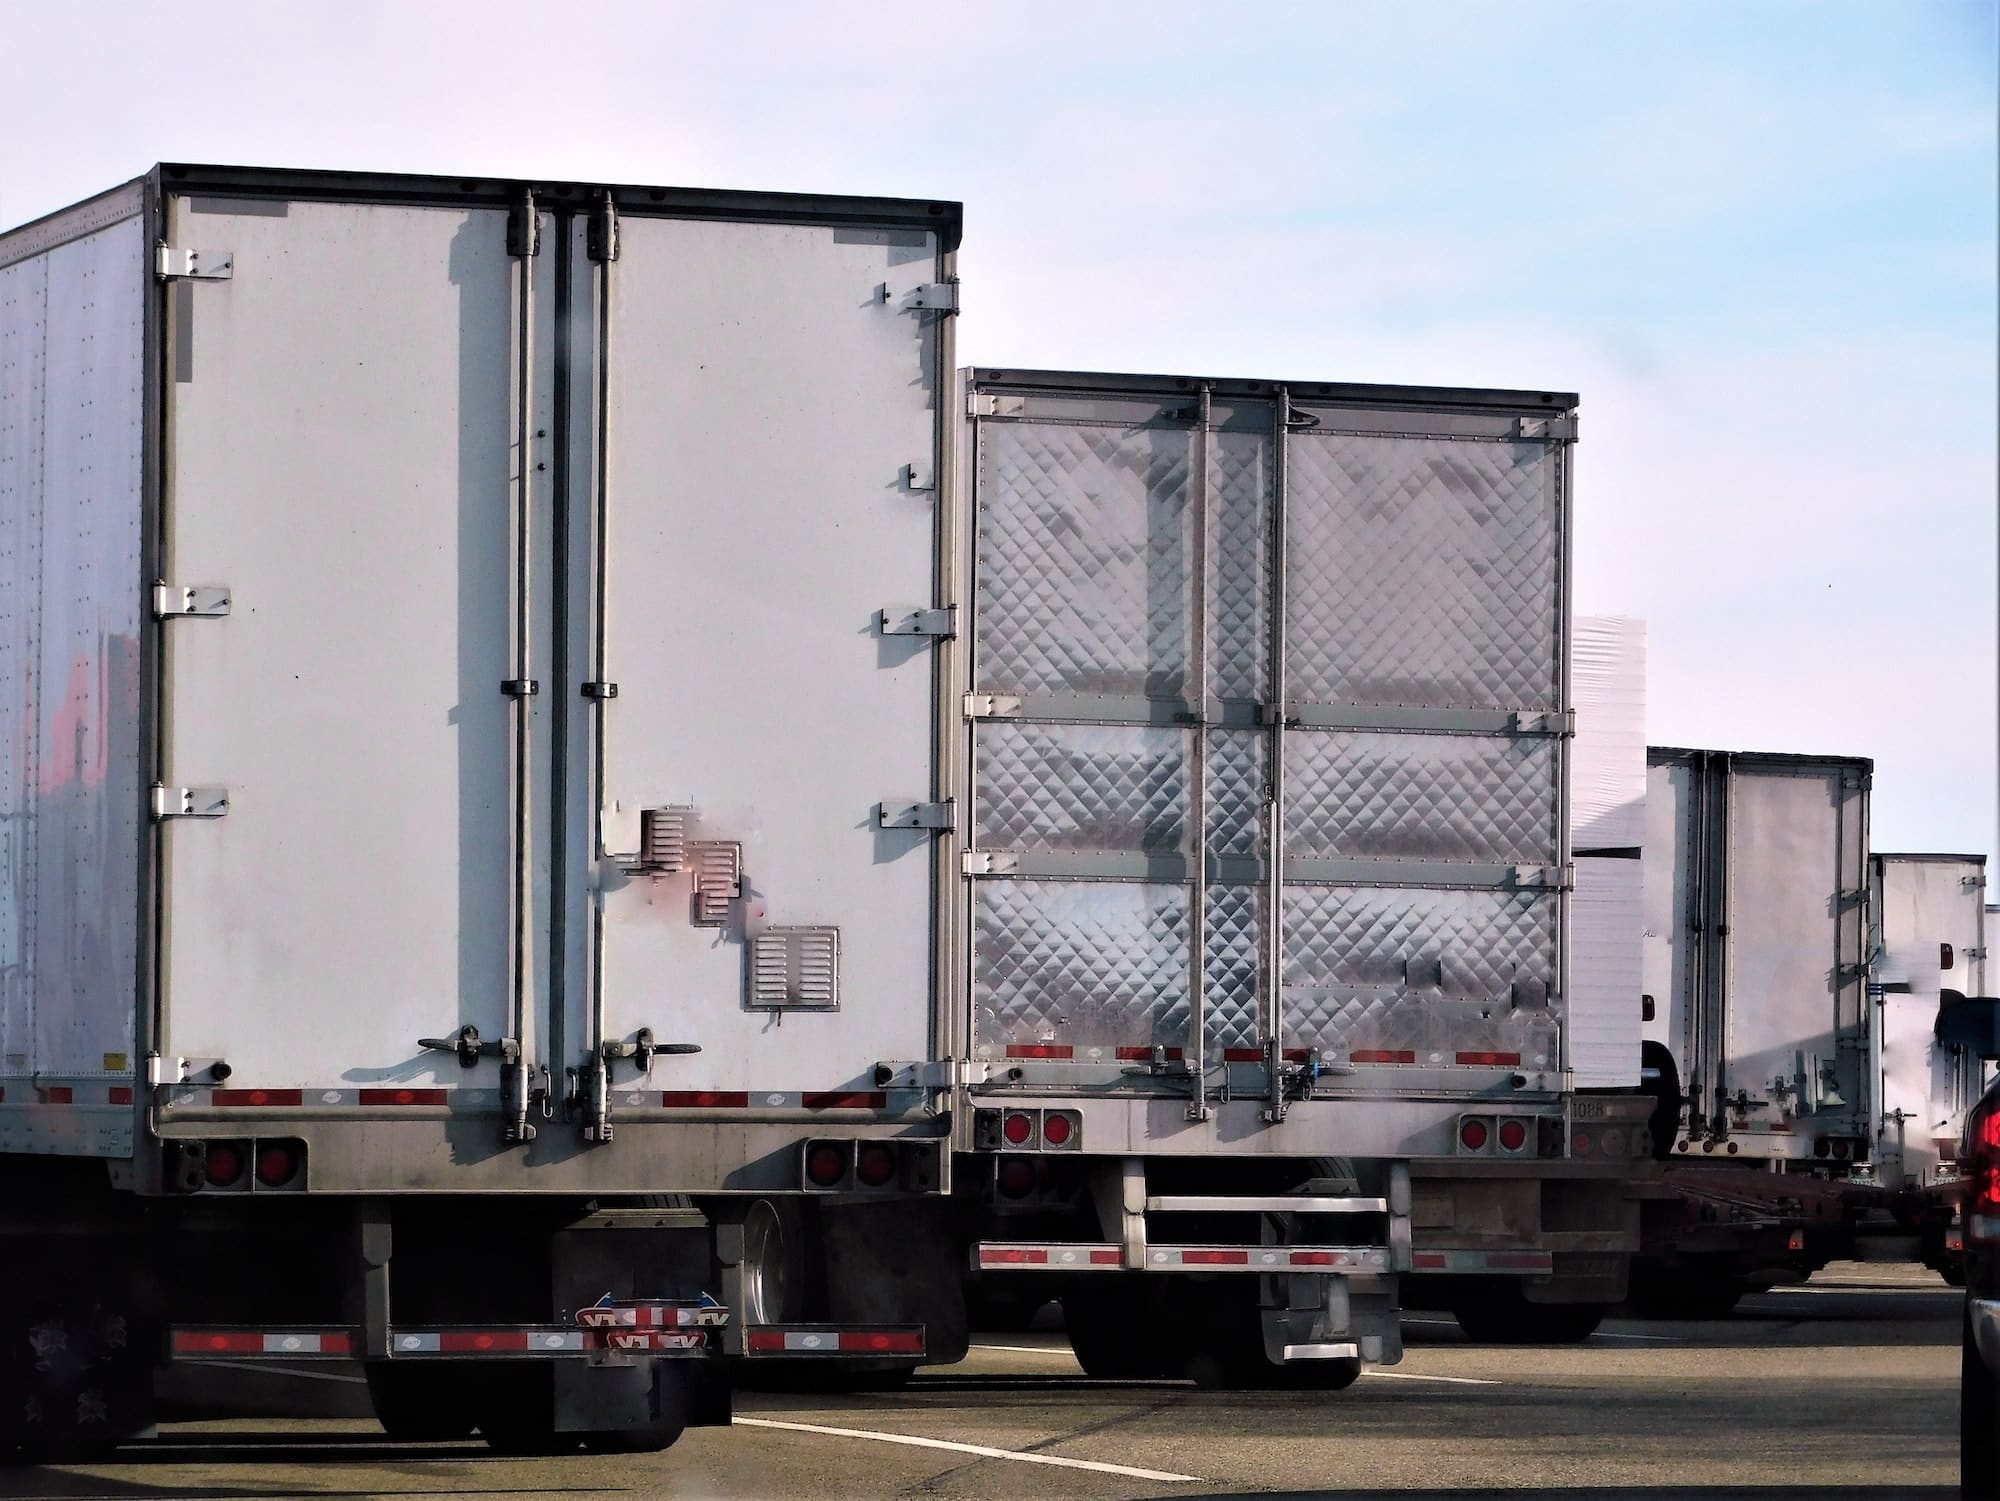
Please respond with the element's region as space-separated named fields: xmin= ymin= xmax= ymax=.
xmin=0 ymin=162 xmax=1984 ymax=1453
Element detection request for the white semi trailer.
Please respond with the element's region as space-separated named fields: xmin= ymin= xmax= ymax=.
xmin=0 ymin=161 xmax=968 ymax=1451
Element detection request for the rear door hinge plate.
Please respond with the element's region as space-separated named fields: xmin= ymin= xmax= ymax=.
xmin=883 ymin=280 xmax=958 ymax=315
xmin=153 ymin=784 xmax=229 ymax=820
xmin=156 ymin=247 xmax=233 ymax=281
xmin=878 ymin=799 xmax=955 ymax=832
xmin=878 ymin=605 xmax=956 ymax=639
xmin=152 ymin=584 xmax=231 ymax=619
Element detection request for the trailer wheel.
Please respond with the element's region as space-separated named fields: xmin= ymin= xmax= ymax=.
xmin=1061 ymin=1286 xmax=1172 ymax=1380
xmin=0 ymin=1286 xmax=155 ymax=1457
xmin=1452 ymin=1290 xmax=1604 ymax=1344
xmin=366 ymin=1363 xmax=477 ymax=1442
xmin=734 ymin=1199 xmax=805 ymax=1326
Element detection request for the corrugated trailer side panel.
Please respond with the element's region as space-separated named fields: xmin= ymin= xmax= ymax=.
xmin=0 ymin=193 xmax=147 ymax=1152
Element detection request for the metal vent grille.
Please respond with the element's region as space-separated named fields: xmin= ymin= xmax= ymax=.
xmin=638 ymin=805 xmax=695 ymax=873
xmin=691 ymin=841 xmax=742 ymax=926
xmin=749 ymin=927 xmax=841 ymax=1011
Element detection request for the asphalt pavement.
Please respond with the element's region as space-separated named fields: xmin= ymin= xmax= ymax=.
xmin=0 ymin=1262 xmax=1958 ymax=1501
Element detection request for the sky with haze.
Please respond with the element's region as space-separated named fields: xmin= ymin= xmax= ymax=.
xmin=4 ymin=0 xmax=1995 ymax=866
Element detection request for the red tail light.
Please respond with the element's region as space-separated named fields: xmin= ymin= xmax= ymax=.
xmin=204 ymin=1141 xmax=246 ymax=1187
xmin=855 ymin=1143 xmax=897 ymax=1189
xmin=1969 ymin=1103 xmax=2000 ymax=1242
xmin=1497 ymin=1119 xmax=1528 ymax=1152
xmin=254 ymin=1140 xmax=301 ymax=1188
xmin=1041 ymin=1110 xmax=1078 ymax=1149
xmin=1002 ymin=1112 xmax=1036 ymax=1146
xmin=996 ymin=1156 xmax=1036 ymax=1199
xmin=804 ymin=1143 xmax=848 ymax=1188
xmin=1460 ymin=1117 xmax=1490 ymax=1152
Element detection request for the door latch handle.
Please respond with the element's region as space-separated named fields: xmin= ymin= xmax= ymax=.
xmin=418 ymin=1025 xmax=521 ymax=1070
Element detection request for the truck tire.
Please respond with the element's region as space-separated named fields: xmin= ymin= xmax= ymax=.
xmin=1061 ymin=1286 xmax=1173 ymax=1381
xmin=0 ymin=1287 xmax=155 ymax=1457
xmin=1965 ymin=1303 xmax=2000 ymax=1499
xmin=366 ymin=1363 xmax=477 ymax=1442
xmin=1453 ymin=1291 xmax=1604 ymax=1344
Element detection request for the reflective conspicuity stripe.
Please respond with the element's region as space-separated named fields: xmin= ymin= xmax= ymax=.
xmin=1004 ymin=1045 xmax=1073 ymax=1060
xmin=743 ymin=1327 xmax=925 ymax=1356
xmin=1146 ymin=1245 xmax=1392 ymax=1271
xmin=357 ymin=1087 xmax=448 ymax=1106
xmin=211 ymin=1088 xmax=306 ymax=1107
xmin=977 ymin=1243 xmax=1123 ymax=1269
xmin=171 ymin=1329 xmax=354 ymax=1357
xmin=1410 ymin=1249 xmax=1554 ymax=1273
xmin=1455 ymin=1051 xmax=1522 ymax=1067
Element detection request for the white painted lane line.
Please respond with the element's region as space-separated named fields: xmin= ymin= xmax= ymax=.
xmin=972 ymin=1342 xmax=1076 ymax=1357
xmin=734 ymin=1416 xmax=1203 ymax=1483
xmin=1361 ymin=1369 xmax=1501 ymax=1386
xmin=1589 ymin=1331 xmax=1686 ymax=1343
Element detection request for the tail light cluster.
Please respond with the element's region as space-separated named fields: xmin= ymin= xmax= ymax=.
xmin=1567 ymin=1122 xmax=1650 ymax=1159
xmin=1457 ymin=1114 xmax=1554 ymax=1157
xmin=990 ymin=1153 xmax=1075 ymax=1206
xmin=1966 ymin=1099 xmax=2000 ymax=1246
xmin=799 ymin=1138 xmax=938 ymax=1194
xmin=195 ymin=1138 xmax=305 ymax=1192
xmin=971 ymin=1108 xmax=1082 ymax=1154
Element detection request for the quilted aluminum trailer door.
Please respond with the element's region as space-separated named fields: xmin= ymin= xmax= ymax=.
xmin=964 ymin=378 xmax=1571 ymax=1093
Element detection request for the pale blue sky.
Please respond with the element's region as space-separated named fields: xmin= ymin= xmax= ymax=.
xmin=5 ymin=0 xmax=1995 ymax=863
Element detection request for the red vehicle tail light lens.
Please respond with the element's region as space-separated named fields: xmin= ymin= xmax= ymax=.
xmin=1041 ymin=1111 xmax=1076 ymax=1148
xmin=1971 ymin=1105 xmax=2000 ymax=1223
xmin=996 ymin=1156 xmax=1036 ymax=1199
xmin=804 ymin=1143 xmax=848 ymax=1187
xmin=855 ymin=1143 xmax=897 ymax=1188
xmin=1460 ymin=1117 xmax=1490 ymax=1151
xmin=1002 ymin=1112 xmax=1036 ymax=1146
xmin=1497 ymin=1119 xmax=1528 ymax=1152
xmin=254 ymin=1140 xmax=300 ymax=1188
xmin=204 ymin=1141 xmax=246 ymax=1187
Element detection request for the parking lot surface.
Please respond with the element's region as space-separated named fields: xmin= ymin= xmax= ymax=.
xmin=0 ymin=1264 xmax=1957 ymax=1500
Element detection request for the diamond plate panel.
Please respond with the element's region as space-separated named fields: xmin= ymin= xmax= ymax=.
xmin=1207 ymin=428 xmax=1271 ymax=702
xmin=1285 ymin=730 xmax=1558 ymax=863
xmin=975 ymin=724 xmax=1189 ymax=853
xmin=1286 ymin=433 xmax=1559 ymax=709
xmin=1281 ymin=887 xmax=1558 ymax=1062
xmin=1203 ymin=884 xmax=1263 ymax=1053
xmin=1206 ymin=729 xmax=1267 ymax=858
xmin=973 ymin=881 xmax=1190 ymax=1051
xmin=976 ymin=421 xmax=1195 ymax=697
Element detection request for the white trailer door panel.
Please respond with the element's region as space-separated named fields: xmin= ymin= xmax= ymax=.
xmin=591 ymin=218 xmax=943 ymax=1092
xmin=158 ymin=197 xmax=550 ymax=1091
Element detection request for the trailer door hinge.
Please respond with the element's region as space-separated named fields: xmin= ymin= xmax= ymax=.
xmin=152 ymin=584 xmax=231 ymax=619
xmin=507 ymin=193 xmax=540 ymax=258
xmin=156 ymin=247 xmax=233 ymax=281
xmin=883 ymin=280 xmax=958 ymax=315
xmin=878 ymin=605 xmax=956 ymax=639
xmin=1516 ymin=414 xmax=1575 ymax=441
xmin=581 ymin=681 xmax=619 ymax=700
xmin=587 ymin=191 xmax=619 ymax=264
xmin=878 ymin=799 xmax=955 ymax=832
xmin=152 ymin=784 xmax=229 ymax=820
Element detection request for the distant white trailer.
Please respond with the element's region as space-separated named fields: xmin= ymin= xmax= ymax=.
xmin=1871 ymin=852 xmax=1990 ymax=1189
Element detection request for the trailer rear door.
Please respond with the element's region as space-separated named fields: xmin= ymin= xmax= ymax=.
xmin=962 ymin=375 xmax=1571 ymax=1090
xmin=156 ymin=192 xmax=548 ymax=1092
xmin=582 ymin=217 xmax=949 ymax=1095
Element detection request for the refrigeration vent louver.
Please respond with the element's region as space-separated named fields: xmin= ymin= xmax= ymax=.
xmin=639 ymin=806 xmax=695 ymax=874
xmin=691 ymin=841 xmax=742 ymax=927
xmin=749 ymin=927 xmax=841 ymax=1011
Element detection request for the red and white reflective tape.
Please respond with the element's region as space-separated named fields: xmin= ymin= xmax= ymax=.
xmin=978 ymin=1243 xmax=1124 ymax=1269
xmin=743 ymin=1327 xmax=925 ymax=1356
xmin=577 ymin=1303 xmax=729 ymax=1329
xmin=1145 ymin=1244 xmax=1392 ymax=1272
xmin=172 ymin=1329 xmax=352 ymax=1357
xmin=1 ymin=1083 xmax=138 ymax=1106
xmin=657 ymin=1090 xmax=891 ymax=1110
xmin=393 ymin=1329 xmax=590 ymax=1354
xmin=1410 ymin=1249 xmax=1555 ymax=1274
